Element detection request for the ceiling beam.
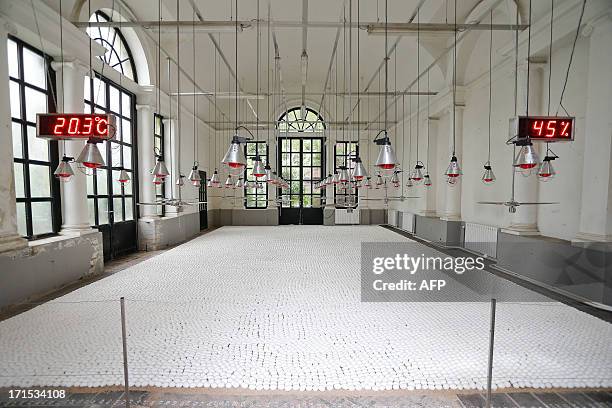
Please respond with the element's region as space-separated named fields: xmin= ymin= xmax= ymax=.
xmin=73 ymin=20 xmax=528 ymax=32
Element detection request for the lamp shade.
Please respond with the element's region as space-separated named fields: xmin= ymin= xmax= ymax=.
xmin=423 ymin=174 xmax=432 ymax=187
xmin=481 ymin=162 xmax=496 ymax=184
xmin=210 ymin=169 xmax=220 ymax=186
xmin=224 ymin=174 xmax=233 ymax=188
xmin=54 ymin=156 xmax=74 ymax=182
xmin=445 ymin=155 xmax=462 ymax=178
xmin=538 ymin=156 xmax=556 ymax=180
xmin=338 ymin=167 xmax=350 ymax=183
xmin=118 ymin=168 xmax=131 ymax=184
xmin=152 ymin=157 xmax=170 ymax=178
xmin=351 ymin=156 xmax=368 ymax=180
xmin=252 ymin=157 xmax=266 ymax=178
xmin=222 ymin=135 xmax=247 ymax=169
xmin=375 ymin=142 xmax=398 ymax=170
xmin=76 ymin=140 xmax=105 ymax=169
xmin=515 ymin=144 xmax=539 ymax=170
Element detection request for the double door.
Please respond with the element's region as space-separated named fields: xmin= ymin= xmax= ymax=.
xmin=278 ymin=137 xmax=325 ymax=225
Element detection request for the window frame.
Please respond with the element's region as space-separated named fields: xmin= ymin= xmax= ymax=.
xmin=84 ymin=73 xmax=137 ymax=226
xmin=9 ymin=36 xmax=61 ymax=240
xmin=244 ymin=141 xmax=269 ymax=209
xmin=154 ymin=113 xmax=165 ymax=217
xmin=334 ymin=141 xmax=359 ymax=208
xmin=278 ymin=137 xmax=325 ymax=209
xmin=87 ymin=11 xmax=138 ymax=83
xmin=277 ymin=107 xmax=326 ymax=133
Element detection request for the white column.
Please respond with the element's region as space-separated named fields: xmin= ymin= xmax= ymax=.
xmin=441 ymin=106 xmax=463 ymax=221
xmin=420 ymin=117 xmax=438 ymax=216
xmin=136 ymin=86 xmax=156 ymax=219
xmin=0 ymin=19 xmax=27 ymax=252
xmin=52 ymin=60 xmax=91 ymax=235
xmin=575 ymin=16 xmax=612 ymax=243
xmin=507 ymin=61 xmax=546 ymax=235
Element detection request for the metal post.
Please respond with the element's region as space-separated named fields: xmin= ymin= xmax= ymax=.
xmin=120 ymin=297 xmax=130 ymax=408
xmin=486 ymin=298 xmax=497 ymax=408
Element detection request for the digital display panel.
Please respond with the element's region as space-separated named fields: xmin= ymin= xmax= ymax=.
xmin=36 ymin=113 xmax=116 ymax=140
xmin=513 ymin=116 xmax=574 ymax=142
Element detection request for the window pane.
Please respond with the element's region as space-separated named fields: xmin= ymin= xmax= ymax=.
xmin=123 ymin=145 xmax=132 ymax=169
xmin=87 ymin=173 xmax=95 ymax=195
xmin=10 ymin=80 xmax=21 ymax=118
xmin=16 ymin=202 xmax=27 ymax=236
xmin=312 ymin=153 xmax=321 ymax=166
xmin=12 ymin=122 xmax=23 ymax=158
xmin=312 ymin=139 xmax=321 ymax=152
xmin=291 ymin=153 xmax=300 ymax=166
xmin=93 ymin=77 xmax=106 ymax=106
xmin=303 ymin=139 xmax=311 ymax=152
xmin=88 ymin=198 xmax=96 ymax=225
xmin=109 ymin=85 xmax=120 ymax=113
xmin=122 ymin=119 xmax=131 ymax=144
xmin=111 ymin=142 xmax=121 ymax=167
xmin=29 ymin=164 xmax=51 ymax=197
xmin=303 ymin=154 xmax=311 ymax=166
xmin=13 ymin=163 xmax=25 ymax=198
xmin=124 ymin=197 xmax=133 ymax=220
xmin=291 ymin=139 xmax=300 ymax=151
xmin=27 ymin=125 xmax=49 ymax=162
xmin=31 ymin=201 xmax=52 ymax=236
xmin=98 ymin=198 xmax=109 ymax=225
xmin=96 ymin=169 xmax=108 ymax=195
xmin=113 ymin=197 xmax=124 ymax=221
xmin=112 ymin=170 xmax=123 ymax=195
xmin=25 ymin=87 xmax=47 ymax=122
xmin=84 ymin=77 xmax=91 ymax=101
xmin=23 ymin=47 xmax=46 ymax=89
xmin=7 ymin=39 xmax=18 ymax=78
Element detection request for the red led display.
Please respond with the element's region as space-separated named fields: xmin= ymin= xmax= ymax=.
xmin=36 ymin=113 xmax=116 ymax=140
xmin=516 ymin=116 xmax=574 ymax=142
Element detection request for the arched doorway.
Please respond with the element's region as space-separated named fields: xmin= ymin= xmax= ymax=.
xmin=277 ymin=107 xmax=326 ymax=225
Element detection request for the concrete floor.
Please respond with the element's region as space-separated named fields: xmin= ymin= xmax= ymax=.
xmin=1 ymin=388 xmax=611 ymax=407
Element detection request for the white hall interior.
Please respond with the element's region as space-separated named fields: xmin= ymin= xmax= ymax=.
xmin=0 ymin=0 xmax=611 ymax=399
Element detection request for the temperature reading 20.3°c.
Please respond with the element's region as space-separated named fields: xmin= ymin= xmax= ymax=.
xmin=36 ymin=113 xmax=117 ymax=141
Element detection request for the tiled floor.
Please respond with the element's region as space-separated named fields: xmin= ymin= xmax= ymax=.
xmin=1 ymin=389 xmax=611 ymax=407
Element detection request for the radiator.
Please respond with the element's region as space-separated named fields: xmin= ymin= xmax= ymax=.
xmin=387 ymin=210 xmax=398 ymax=226
xmin=400 ymin=212 xmax=415 ymax=233
xmin=335 ymin=209 xmax=361 ymax=225
xmin=463 ymin=222 xmax=498 ymax=258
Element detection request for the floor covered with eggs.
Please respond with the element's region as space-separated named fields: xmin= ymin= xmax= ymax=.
xmin=0 ymin=226 xmax=611 ymax=392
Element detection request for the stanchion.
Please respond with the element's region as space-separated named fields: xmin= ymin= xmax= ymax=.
xmin=486 ymin=298 xmax=497 ymax=408
xmin=120 ymin=297 xmax=130 ymax=408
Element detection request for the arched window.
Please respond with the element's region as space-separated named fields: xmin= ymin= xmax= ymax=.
xmin=278 ymin=107 xmax=325 ymax=133
xmin=86 ymin=11 xmax=137 ymax=82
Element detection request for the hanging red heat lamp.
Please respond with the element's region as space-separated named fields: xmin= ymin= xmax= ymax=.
xmin=364 ymin=177 xmax=372 ymax=189
xmin=412 ymin=161 xmax=424 ymax=183
xmin=445 ymin=155 xmax=462 ymax=179
xmin=390 ymin=171 xmax=401 ymax=188
xmin=54 ymin=155 xmax=75 ymax=182
xmin=374 ymin=131 xmax=398 ymax=171
xmin=76 ymin=139 xmax=105 ymax=169
xmin=481 ymin=161 xmax=496 ymax=184
xmin=338 ymin=166 xmax=350 ymax=183
xmin=117 ymin=168 xmax=131 ymax=184
xmin=514 ymin=139 xmax=539 ymax=170
xmin=538 ymin=149 xmax=558 ymax=181
xmin=423 ymin=174 xmax=432 ymax=187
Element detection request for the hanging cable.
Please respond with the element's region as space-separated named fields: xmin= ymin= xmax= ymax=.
xmin=487 ymin=10 xmax=493 ymax=164
xmin=526 ymin=0 xmax=532 ymax=116
xmin=556 ymin=0 xmax=586 ymax=116
xmin=452 ymin=0 xmax=457 ymax=156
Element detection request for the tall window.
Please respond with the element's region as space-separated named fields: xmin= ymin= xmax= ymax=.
xmin=154 ymin=114 xmax=165 ymax=216
xmin=278 ymin=107 xmax=325 ymax=133
xmin=8 ymin=37 xmax=60 ymax=239
xmin=334 ymin=141 xmax=359 ymax=208
xmin=279 ymin=138 xmax=323 ymax=208
xmin=86 ymin=11 xmax=137 ymax=82
xmin=84 ymin=74 xmax=135 ymax=226
xmin=244 ymin=141 xmax=268 ymax=208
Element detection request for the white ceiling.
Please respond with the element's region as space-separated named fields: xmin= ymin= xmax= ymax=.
xmin=51 ymin=0 xmax=560 ymax=130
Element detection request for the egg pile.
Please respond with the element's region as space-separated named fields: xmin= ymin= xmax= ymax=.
xmin=0 ymin=226 xmax=611 ymax=390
